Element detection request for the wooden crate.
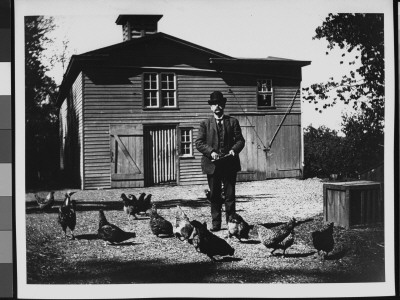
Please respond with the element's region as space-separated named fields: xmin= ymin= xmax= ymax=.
xmin=323 ymin=181 xmax=383 ymax=229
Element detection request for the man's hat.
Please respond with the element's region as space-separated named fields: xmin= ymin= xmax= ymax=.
xmin=208 ymin=91 xmax=227 ymax=105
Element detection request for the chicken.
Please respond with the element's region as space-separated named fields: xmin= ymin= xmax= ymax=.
xmin=121 ymin=193 xmax=139 ymax=220
xmin=312 ymin=222 xmax=334 ymax=259
xmin=173 ymin=205 xmax=194 ymax=242
xmin=227 ymin=212 xmax=253 ymax=242
xmin=97 ymin=209 xmax=136 ymax=245
xmin=149 ymin=204 xmax=173 ymax=237
xmin=189 ymin=220 xmax=235 ymax=262
xmin=257 ymin=217 xmax=296 ymax=256
xmin=57 ymin=192 xmax=77 ymax=239
xmin=204 ymin=189 xmax=211 ymax=202
xmin=35 ymin=191 xmax=55 ymax=210
xmin=130 ymin=192 xmax=152 ymax=215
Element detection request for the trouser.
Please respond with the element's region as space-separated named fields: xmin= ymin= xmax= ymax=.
xmin=207 ymin=168 xmax=237 ymax=229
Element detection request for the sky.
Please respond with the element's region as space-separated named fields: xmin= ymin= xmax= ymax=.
xmin=27 ymin=0 xmax=386 ymax=132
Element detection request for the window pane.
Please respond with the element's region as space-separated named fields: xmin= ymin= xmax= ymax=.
xmin=145 ymin=91 xmax=158 ymax=107
xmin=258 ymin=93 xmax=272 ymax=106
xmin=180 ymin=129 xmax=192 ymax=155
xmin=162 ymin=91 xmax=175 ymax=107
xmin=161 ymin=74 xmax=175 ymax=90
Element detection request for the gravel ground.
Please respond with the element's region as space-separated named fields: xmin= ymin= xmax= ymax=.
xmin=25 ymin=178 xmax=385 ymax=284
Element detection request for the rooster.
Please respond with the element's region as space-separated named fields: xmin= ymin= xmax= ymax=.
xmin=312 ymin=222 xmax=334 ymax=259
xmin=57 ymin=192 xmax=77 ymax=239
xmin=173 ymin=205 xmax=194 ymax=242
xmin=97 ymin=209 xmax=136 ymax=245
xmin=35 ymin=191 xmax=55 ymax=210
xmin=149 ymin=204 xmax=173 ymax=237
xmin=189 ymin=220 xmax=235 ymax=262
xmin=227 ymin=212 xmax=253 ymax=242
xmin=121 ymin=193 xmax=139 ymax=220
xmin=257 ymin=217 xmax=296 ymax=256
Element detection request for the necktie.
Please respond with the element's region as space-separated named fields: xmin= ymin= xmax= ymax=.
xmin=217 ymin=119 xmax=223 ymax=131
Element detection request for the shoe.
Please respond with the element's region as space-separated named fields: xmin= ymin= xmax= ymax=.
xmin=210 ymin=227 xmax=221 ymax=232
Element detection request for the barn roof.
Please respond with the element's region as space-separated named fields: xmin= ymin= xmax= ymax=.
xmin=57 ymin=32 xmax=311 ymax=105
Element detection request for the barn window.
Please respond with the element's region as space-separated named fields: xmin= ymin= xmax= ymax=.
xmin=143 ymin=72 xmax=176 ymax=108
xmin=257 ymin=79 xmax=274 ymax=108
xmin=180 ymin=128 xmax=193 ymax=157
xmin=144 ymin=73 xmax=159 ymax=107
xmin=161 ymin=73 xmax=176 ymax=107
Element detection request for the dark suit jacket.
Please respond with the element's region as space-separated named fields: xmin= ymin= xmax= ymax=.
xmin=195 ymin=115 xmax=245 ymax=174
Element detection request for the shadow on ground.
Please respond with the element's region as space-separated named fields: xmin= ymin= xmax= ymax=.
xmin=28 ymin=256 xmax=384 ymax=284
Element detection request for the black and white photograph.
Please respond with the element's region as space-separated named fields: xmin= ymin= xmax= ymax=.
xmin=14 ymin=0 xmax=396 ymax=298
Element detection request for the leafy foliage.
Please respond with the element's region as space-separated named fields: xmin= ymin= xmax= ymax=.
xmin=25 ymin=16 xmax=60 ymax=189
xmin=302 ymin=13 xmax=384 ymax=178
xmin=302 ymin=13 xmax=384 ymax=129
xmin=303 ymin=123 xmax=384 ymax=179
xmin=303 ymin=126 xmax=347 ymax=178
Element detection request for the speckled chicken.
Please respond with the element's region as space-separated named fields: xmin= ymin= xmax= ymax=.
xmin=189 ymin=220 xmax=235 ymax=262
xmin=149 ymin=204 xmax=173 ymax=237
xmin=35 ymin=191 xmax=55 ymax=210
xmin=57 ymin=192 xmax=77 ymax=239
xmin=121 ymin=193 xmax=139 ymax=220
xmin=227 ymin=212 xmax=253 ymax=242
xmin=257 ymin=217 xmax=296 ymax=256
xmin=173 ymin=205 xmax=194 ymax=242
xmin=97 ymin=209 xmax=136 ymax=245
xmin=312 ymin=222 xmax=334 ymax=259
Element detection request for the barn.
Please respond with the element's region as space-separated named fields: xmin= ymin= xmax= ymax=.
xmin=56 ymin=14 xmax=311 ymax=190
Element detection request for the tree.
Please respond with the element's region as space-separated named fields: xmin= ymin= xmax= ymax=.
xmin=303 ymin=13 xmax=384 ymax=129
xmin=302 ymin=13 xmax=384 ymax=177
xmin=25 ymin=16 xmax=60 ymax=189
xmin=303 ymin=125 xmax=347 ymax=178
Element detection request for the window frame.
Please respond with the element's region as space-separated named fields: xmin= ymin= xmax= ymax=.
xmin=142 ymin=72 xmax=177 ymax=109
xmin=256 ymin=79 xmax=275 ymax=109
xmin=179 ymin=127 xmax=194 ymax=158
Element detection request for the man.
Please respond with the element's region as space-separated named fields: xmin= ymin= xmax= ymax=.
xmin=195 ymin=91 xmax=245 ymax=232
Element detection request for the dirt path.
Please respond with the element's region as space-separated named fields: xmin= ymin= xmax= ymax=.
xmin=25 ymin=178 xmax=385 ymax=284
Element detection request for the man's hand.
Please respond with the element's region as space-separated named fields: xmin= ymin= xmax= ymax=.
xmin=229 ymin=150 xmax=235 ymax=157
xmin=211 ymin=152 xmax=219 ymax=160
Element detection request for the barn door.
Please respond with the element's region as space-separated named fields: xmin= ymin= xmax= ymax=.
xmin=265 ymin=114 xmax=302 ymax=178
xmin=235 ymin=115 xmax=268 ymax=181
xmin=144 ymin=125 xmax=177 ymax=186
xmin=110 ymin=124 xmax=144 ymax=188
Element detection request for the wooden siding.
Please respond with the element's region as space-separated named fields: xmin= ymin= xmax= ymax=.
xmin=59 ymin=72 xmax=84 ymax=188
xmin=81 ymin=67 xmax=302 ymax=189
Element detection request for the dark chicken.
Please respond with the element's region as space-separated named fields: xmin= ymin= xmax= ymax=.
xmin=227 ymin=212 xmax=253 ymax=241
xmin=312 ymin=222 xmax=334 ymax=259
xmin=57 ymin=192 xmax=77 ymax=239
xmin=121 ymin=193 xmax=139 ymax=220
xmin=257 ymin=217 xmax=296 ymax=256
xmin=173 ymin=205 xmax=194 ymax=242
xmin=149 ymin=204 xmax=173 ymax=237
xmin=97 ymin=209 xmax=136 ymax=245
xmin=189 ymin=220 xmax=235 ymax=262
xmin=35 ymin=191 xmax=55 ymax=210
xmin=129 ymin=193 xmax=152 ymax=215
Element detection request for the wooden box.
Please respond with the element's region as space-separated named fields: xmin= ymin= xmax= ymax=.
xmin=323 ymin=181 xmax=383 ymax=229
